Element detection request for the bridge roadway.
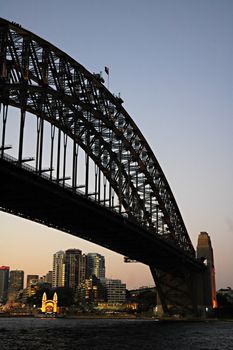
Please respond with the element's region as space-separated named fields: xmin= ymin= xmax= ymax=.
xmin=0 ymin=156 xmax=204 ymax=274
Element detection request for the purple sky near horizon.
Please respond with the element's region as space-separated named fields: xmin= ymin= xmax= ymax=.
xmin=0 ymin=0 xmax=233 ymax=290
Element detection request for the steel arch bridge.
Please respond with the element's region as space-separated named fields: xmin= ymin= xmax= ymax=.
xmin=0 ymin=18 xmax=206 ymax=316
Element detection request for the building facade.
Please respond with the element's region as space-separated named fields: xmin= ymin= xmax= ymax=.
xmin=105 ymin=279 xmax=126 ymax=304
xmin=45 ymin=271 xmax=53 ymax=285
xmin=64 ymin=249 xmax=83 ymax=290
xmin=80 ymin=254 xmax=87 ymax=284
xmin=52 ymin=251 xmax=65 ymax=288
xmin=26 ymin=275 xmax=39 ymax=288
xmin=8 ymin=270 xmax=24 ymax=302
xmin=0 ymin=266 xmax=10 ymax=304
xmin=86 ymin=253 xmax=105 ymax=279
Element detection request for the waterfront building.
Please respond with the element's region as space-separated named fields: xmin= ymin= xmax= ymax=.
xmin=39 ymin=271 xmax=52 ymax=286
xmin=0 ymin=266 xmax=10 ymax=304
xmin=80 ymin=254 xmax=87 ymax=284
xmin=52 ymin=249 xmax=106 ymax=297
xmin=45 ymin=270 xmax=53 ymax=285
xmin=26 ymin=275 xmax=39 ymax=288
xmin=77 ymin=275 xmax=106 ymax=305
xmin=41 ymin=291 xmax=58 ymax=314
xmin=105 ymin=279 xmax=126 ymax=304
xmin=86 ymin=253 xmax=105 ymax=279
xmin=83 ymin=275 xmax=106 ymax=304
xmin=8 ymin=270 xmax=24 ymax=302
xmin=24 ymin=275 xmax=39 ymax=299
xmin=84 ymin=276 xmax=98 ymax=304
xmin=64 ymin=249 xmax=83 ymax=290
xmin=52 ymin=251 xmax=65 ymax=288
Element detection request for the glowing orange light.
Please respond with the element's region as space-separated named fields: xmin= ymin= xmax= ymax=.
xmin=212 ymin=298 xmax=218 ymax=309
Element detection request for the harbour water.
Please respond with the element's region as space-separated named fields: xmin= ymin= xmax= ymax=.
xmin=0 ymin=317 xmax=233 ymax=349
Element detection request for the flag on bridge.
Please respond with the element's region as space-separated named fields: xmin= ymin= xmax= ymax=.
xmin=105 ymin=66 xmax=109 ymax=75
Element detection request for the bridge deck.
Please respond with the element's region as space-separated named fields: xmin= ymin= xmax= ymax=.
xmin=0 ymin=157 xmax=203 ymax=272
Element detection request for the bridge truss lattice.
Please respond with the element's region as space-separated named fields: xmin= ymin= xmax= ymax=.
xmin=0 ymin=18 xmax=194 ymax=257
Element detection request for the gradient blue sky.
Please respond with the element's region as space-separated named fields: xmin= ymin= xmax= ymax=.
xmin=1 ymin=0 xmax=233 ymax=289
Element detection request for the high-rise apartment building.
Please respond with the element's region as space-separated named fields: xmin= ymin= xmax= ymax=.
xmin=64 ymin=249 xmax=82 ymax=290
xmin=52 ymin=251 xmax=65 ymax=288
xmin=8 ymin=270 xmax=24 ymax=302
xmin=52 ymin=250 xmax=106 ymax=295
xmin=53 ymin=249 xmax=84 ymax=291
xmin=86 ymin=253 xmax=105 ymax=279
xmin=0 ymin=266 xmax=10 ymax=304
xmin=80 ymin=254 xmax=87 ymax=284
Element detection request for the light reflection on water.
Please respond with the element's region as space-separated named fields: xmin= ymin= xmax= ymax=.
xmin=0 ymin=317 xmax=232 ymax=349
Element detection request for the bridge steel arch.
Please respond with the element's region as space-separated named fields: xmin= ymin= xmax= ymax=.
xmin=0 ymin=18 xmax=205 ymax=317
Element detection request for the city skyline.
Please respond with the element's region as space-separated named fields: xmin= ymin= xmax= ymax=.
xmin=0 ymin=248 xmax=128 ymax=307
xmin=1 ymin=0 xmax=233 ymax=290
xmin=0 ymin=248 xmax=133 ymax=290
xmin=1 ymin=252 xmax=130 ymax=311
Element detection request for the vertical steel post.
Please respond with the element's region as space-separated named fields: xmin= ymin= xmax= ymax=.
xmin=143 ymin=181 xmax=146 ymax=221
xmin=18 ymin=109 xmax=26 ymax=163
xmin=85 ymin=153 xmax=89 ymax=197
xmin=118 ymin=142 xmax=122 ymax=214
xmin=1 ymin=104 xmax=8 ymax=157
xmin=150 ymin=193 xmax=153 ymax=226
xmin=103 ymin=176 xmax=106 ymax=206
xmin=36 ymin=117 xmax=40 ymax=171
xmin=56 ymin=128 xmax=61 ymax=182
xmin=127 ymin=158 xmax=130 ymax=207
xmin=95 ymin=165 xmax=98 ymax=201
xmin=63 ymin=133 xmax=67 ymax=186
xmin=38 ymin=118 xmax=44 ymax=174
xmin=72 ymin=141 xmax=78 ymax=190
xmin=50 ymin=124 xmax=55 ymax=180
xmin=85 ymin=130 xmax=89 ymax=197
xmin=72 ymin=118 xmax=78 ymax=190
xmin=109 ymin=160 xmax=112 ymax=208
xmin=156 ymin=205 xmax=159 ymax=233
xmin=135 ymin=169 xmax=139 ymax=219
xmin=98 ymin=167 xmax=101 ymax=203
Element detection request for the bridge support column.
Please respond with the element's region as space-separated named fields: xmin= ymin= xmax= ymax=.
xmin=196 ymin=232 xmax=217 ymax=312
xmin=151 ymin=232 xmax=217 ymax=319
xmin=150 ymin=266 xmax=200 ymax=318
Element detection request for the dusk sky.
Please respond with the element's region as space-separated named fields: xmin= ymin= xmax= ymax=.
xmin=1 ymin=0 xmax=233 ymax=290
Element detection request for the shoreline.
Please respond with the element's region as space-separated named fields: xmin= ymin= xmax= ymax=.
xmin=1 ymin=313 xmax=233 ymax=322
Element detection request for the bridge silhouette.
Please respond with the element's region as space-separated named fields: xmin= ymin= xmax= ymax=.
xmin=0 ymin=18 xmax=212 ymax=317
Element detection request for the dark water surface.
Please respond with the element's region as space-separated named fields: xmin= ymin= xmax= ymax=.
xmin=0 ymin=317 xmax=232 ymax=349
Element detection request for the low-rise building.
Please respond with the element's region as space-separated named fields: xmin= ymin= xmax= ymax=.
xmin=105 ymin=279 xmax=126 ymax=304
